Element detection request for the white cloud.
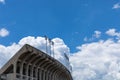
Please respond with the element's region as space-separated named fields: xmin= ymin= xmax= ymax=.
xmin=106 ymin=28 xmax=116 ymax=36
xmin=0 ymin=28 xmax=9 ymax=37
xmin=106 ymin=28 xmax=120 ymax=39
xmin=70 ymin=38 xmax=120 ymax=80
xmin=83 ymin=37 xmax=88 ymax=42
xmin=112 ymin=3 xmax=120 ymax=9
xmin=84 ymin=30 xmax=101 ymax=41
xmin=0 ymin=0 xmax=5 ymax=4
xmin=94 ymin=31 xmax=101 ymax=38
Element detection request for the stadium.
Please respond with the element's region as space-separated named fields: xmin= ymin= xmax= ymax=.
xmin=0 ymin=44 xmax=73 ymax=80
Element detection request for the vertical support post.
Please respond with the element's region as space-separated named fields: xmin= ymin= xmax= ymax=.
xmin=35 ymin=68 xmax=38 ymax=80
xmin=39 ymin=69 xmax=42 ymax=80
xmin=20 ymin=63 xmax=23 ymax=80
xmin=26 ymin=65 xmax=29 ymax=80
xmin=52 ymin=41 xmax=54 ymax=58
xmin=49 ymin=39 xmax=51 ymax=56
xmin=44 ymin=35 xmax=48 ymax=54
xmin=30 ymin=66 xmax=33 ymax=80
xmin=13 ymin=62 xmax=17 ymax=80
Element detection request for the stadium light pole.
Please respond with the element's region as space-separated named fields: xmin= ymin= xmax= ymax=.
xmin=51 ymin=41 xmax=54 ymax=58
xmin=48 ymin=38 xmax=52 ymax=56
xmin=44 ymin=36 xmax=55 ymax=58
xmin=44 ymin=35 xmax=48 ymax=53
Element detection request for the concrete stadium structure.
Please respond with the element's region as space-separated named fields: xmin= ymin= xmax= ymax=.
xmin=0 ymin=44 xmax=73 ymax=80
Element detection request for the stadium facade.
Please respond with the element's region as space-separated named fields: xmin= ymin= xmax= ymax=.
xmin=0 ymin=44 xmax=73 ymax=80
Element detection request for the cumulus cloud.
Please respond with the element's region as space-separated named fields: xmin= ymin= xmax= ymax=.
xmin=70 ymin=38 xmax=120 ymax=80
xmin=0 ymin=43 xmax=21 ymax=67
xmin=0 ymin=0 xmax=5 ymax=4
xmin=112 ymin=3 xmax=120 ymax=9
xmin=84 ymin=30 xmax=101 ymax=41
xmin=94 ymin=31 xmax=101 ymax=38
xmin=0 ymin=36 xmax=70 ymax=70
xmin=106 ymin=28 xmax=116 ymax=36
xmin=106 ymin=28 xmax=120 ymax=39
xmin=0 ymin=28 xmax=9 ymax=37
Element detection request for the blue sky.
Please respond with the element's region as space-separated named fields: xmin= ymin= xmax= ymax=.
xmin=0 ymin=0 xmax=120 ymax=52
xmin=1 ymin=0 xmax=120 ymax=80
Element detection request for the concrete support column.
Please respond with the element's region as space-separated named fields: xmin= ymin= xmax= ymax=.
xmin=42 ymin=69 xmax=45 ymax=80
xmin=26 ymin=65 xmax=29 ymax=80
xmin=30 ymin=66 xmax=33 ymax=80
xmin=45 ymin=71 xmax=49 ymax=80
xmin=44 ymin=71 xmax=47 ymax=80
xmin=20 ymin=63 xmax=23 ymax=80
xmin=39 ymin=69 xmax=42 ymax=80
xmin=35 ymin=68 xmax=38 ymax=80
xmin=42 ymin=69 xmax=46 ymax=80
xmin=45 ymin=71 xmax=48 ymax=80
xmin=48 ymin=72 xmax=52 ymax=80
xmin=13 ymin=62 xmax=16 ymax=80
